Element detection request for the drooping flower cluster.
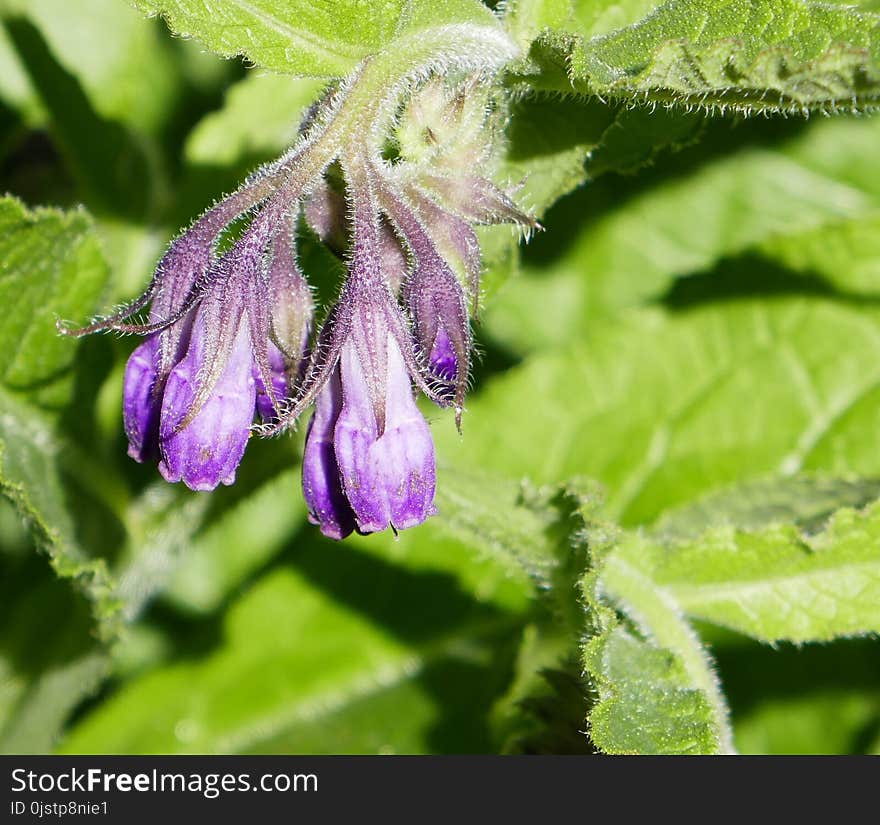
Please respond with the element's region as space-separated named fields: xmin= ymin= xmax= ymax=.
xmin=63 ymin=68 xmax=534 ymax=539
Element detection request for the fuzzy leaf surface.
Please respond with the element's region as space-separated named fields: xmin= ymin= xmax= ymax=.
xmin=519 ymin=0 xmax=880 ymax=113
xmin=134 ymin=0 xmax=501 ymax=76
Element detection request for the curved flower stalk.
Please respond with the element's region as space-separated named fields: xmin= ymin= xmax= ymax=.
xmin=61 ymin=25 xmax=535 ymax=538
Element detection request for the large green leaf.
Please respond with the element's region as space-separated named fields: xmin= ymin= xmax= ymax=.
xmin=135 ymin=0 xmax=501 ymax=77
xmin=578 ymin=483 xmax=880 ymax=754
xmin=59 ymin=523 xmax=532 ymax=754
xmin=487 ymin=114 xmax=880 ymax=338
xmin=583 ymin=517 xmax=734 ymax=754
xmin=447 ymin=295 xmax=880 ymax=526
xmin=519 ymin=0 xmax=880 ymax=113
xmin=579 ymin=470 xmax=880 ymax=752
xmin=0 ymin=197 xmax=119 ymax=636
xmin=625 ymin=501 xmax=880 ymax=643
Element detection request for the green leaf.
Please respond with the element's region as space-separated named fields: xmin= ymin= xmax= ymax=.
xmin=571 ymin=0 xmax=665 ymax=38
xmin=0 ymin=25 xmax=41 ymax=122
xmin=580 ymin=474 xmax=880 ymax=752
xmin=488 ymin=115 xmax=880 ymax=335
xmin=719 ymin=638 xmax=880 ymax=754
xmin=505 ymin=0 xmax=573 ymax=49
xmin=135 ymin=0 xmax=501 ymax=77
xmin=100 ymin=436 xmax=305 ymax=622
xmin=499 ymin=94 xmax=702 ymax=218
xmin=584 ymin=531 xmax=734 ymax=754
xmin=435 ymin=470 xmax=612 ymax=638
xmin=522 ymin=0 xmax=880 ymax=114
xmin=64 ymin=467 xmax=607 ymax=755
xmin=653 ymin=475 xmax=880 ymax=541
xmin=0 ymin=197 xmax=119 ymax=637
xmin=584 ymin=105 xmax=705 ymax=178
xmin=448 ymin=295 xmax=880 ymax=526
xmin=434 ymin=468 xmax=564 ymax=589
xmin=434 ymin=472 xmax=606 ymax=753
xmin=628 ymin=501 xmax=880 ymax=643
xmin=0 ymin=390 xmax=116 ymax=622
xmin=0 ymin=198 xmax=107 ymax=397
xmin=475 ymin=225 xmax=522 ymax=301
xmin=59 ymin=526 xmax=531 ymax=754
xmin=491 ymin=623 xmax=592 ymax=753
xmin=500 ymin=96 xmax=614 ymax=216
xmin=185 ymin=73 xmax=325 ymax=166
xmin=164 ymin=466 xmax=307 ymax=614
xmin=584 ymin=624 xmax=724 ymax=753
xmin=737 ymin=686 xmax=880 ymax=754
xmin=1 ymin=17 xmax=156 ymax=219
xmin=484 ymin=92 xmax=704 ymax=292
xmin=758 ymin=214 xmax=880 ymax=297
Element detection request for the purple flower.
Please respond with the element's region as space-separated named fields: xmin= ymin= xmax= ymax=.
xmin=158 ymin=312 xmax=256 ymax=490
xmin=117 ymin=205 xmax=314 ymax=491
xmin=301 ymin=369 xmax=356 ymax=539
xmin=62 ymin=71 xmax=533 ymax=538
xmin=122 ymin=335 xmax=162 ymax=463
xmin=302 ymin=298 xmax=436 ymax=538
xmin=333 ymin=321 xmax=436 ymax=533
xmin=294 ymin=168 xmax=440 ymax=537
xmin=428 ymin=325 xmax=457 ymax=382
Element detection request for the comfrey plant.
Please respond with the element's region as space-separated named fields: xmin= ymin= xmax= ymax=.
xmin=62 ymin=27 xmax=534 ymax=540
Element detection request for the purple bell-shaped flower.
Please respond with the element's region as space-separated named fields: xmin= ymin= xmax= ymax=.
xmin=117 ymin=204 xmax=314 ymax=491
xmin=62 ymin=64 xmax=533 ymax=538
xmin=158 ymin=311 xmax=256 ymax=490
xmin=299 ymin=170 xmax=437 ymax=537
xmin=301 ymin=299 xmax=437 ymax=538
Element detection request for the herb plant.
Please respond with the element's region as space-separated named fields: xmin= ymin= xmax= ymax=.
xmin=2 ymin=0 xmax=880 ymax=755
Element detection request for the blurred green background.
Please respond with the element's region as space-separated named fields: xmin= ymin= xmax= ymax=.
xmin=1 ymin=0 xmax=880 ymax=754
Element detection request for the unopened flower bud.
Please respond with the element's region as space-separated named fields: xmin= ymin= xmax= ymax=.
xmin=303 ymin=179 xmax=347 ymax=252
xmin=395 ymin=77 xmax=491 ymax=170
xmin=254 ymin=342 xmax=288 ymax=422
xmin=268 ymin=215 xmax=313 ymax=361
xmin=378 ymin=219 xmax=409 ymax=294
